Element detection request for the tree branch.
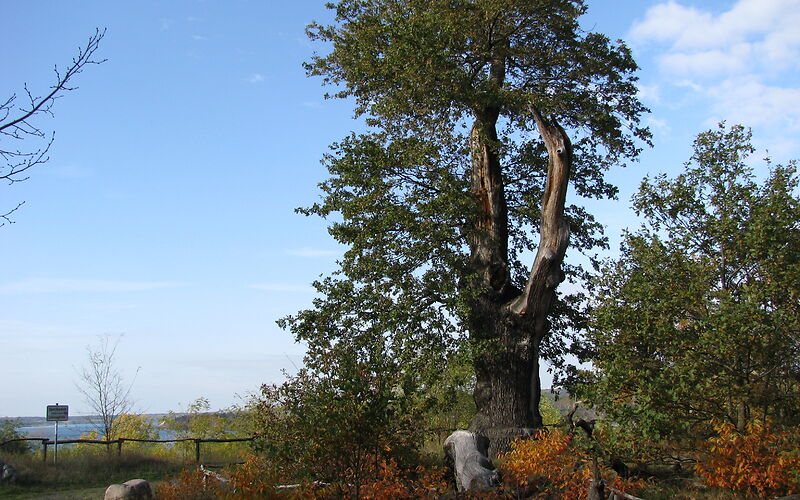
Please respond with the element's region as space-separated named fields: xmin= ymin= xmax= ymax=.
xmin=508 ymin=104 xmax=572 ymax=325
xmin=1 ymin=28 xmax=105 ymax=223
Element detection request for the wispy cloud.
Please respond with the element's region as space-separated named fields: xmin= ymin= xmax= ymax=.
xmin=0 ymin=279 xmax=186 ymax=295
xmin=301 ymin=101 xmax=322 ymax=109
xmin=284 ymin=247 xmax=338 ymax=258
xmin=249 ymin=283 xmax=314 ymax=293
xmin=636 ymin=83 xmax=662 ymax=105
xmin=247 ymin=73 xmax=265 ymax=84
xmin=631 ymin=0 xmax=800 ymax=77
xmin=629 ymin=0 xmax=800 ymax=156
xmin=191 ymin=34 xmax=208 ymax=41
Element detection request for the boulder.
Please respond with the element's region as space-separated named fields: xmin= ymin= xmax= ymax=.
xmin=0 ymin=461 xmax=18 ymax=485
xmin=104 ymin=479 xmax=153 ymax=500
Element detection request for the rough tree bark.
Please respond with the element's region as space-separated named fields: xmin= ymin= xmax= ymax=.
xmin=467 ymin=100 xmax=573 ymax=455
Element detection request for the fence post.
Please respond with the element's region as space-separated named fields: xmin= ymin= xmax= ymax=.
xmin=195 ymin=439 xmax=201 ymax=464
xmin=42 ymin=440 xmax=48 ymax=463
xmin=118 ymin=439 xmax=123 ymax=456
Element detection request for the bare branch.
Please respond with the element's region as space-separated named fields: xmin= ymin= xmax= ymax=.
xmin=0 ymin=28 xmax=106 ymax=136
xmin=0 ymin=28 xmax=105 ymax=223
xmin=0 ymin=201 xmax=24 ymax=227
xmin=74 ymin=334 xmax=137 ymax=441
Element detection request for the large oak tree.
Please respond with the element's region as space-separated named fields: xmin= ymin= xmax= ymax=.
xmin=284 ymin=0 xmax=649 ymax=451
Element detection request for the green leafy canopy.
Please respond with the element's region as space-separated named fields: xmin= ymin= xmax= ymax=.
xmin=285 ymin=0 xmax=650 ymax=402
xmin=582 ymin=123 xmax=800 ymax=448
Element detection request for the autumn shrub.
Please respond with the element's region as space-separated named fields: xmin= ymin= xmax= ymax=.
xmin=499 ymin=428 xmax=645 ymax=499
xmin=154 ymin=455 xmax=449 ymax=500
xmin=223 ymin=454 xmax=299 ymax=499
xmin=246 ymin=341 xmax=429 ymax=490
xmin=155 ymin=468 xmax=221 ymax=500
xmin=696 ymin=420 xmax=800 ymax=497
xmin=353 ymin=457 xmax=448 ymax=499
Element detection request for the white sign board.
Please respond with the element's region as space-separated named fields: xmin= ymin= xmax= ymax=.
xmin=46 ymin=404 xmax=69 ymax=422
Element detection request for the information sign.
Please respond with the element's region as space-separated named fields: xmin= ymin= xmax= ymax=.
xmin=46 ymin=404 xmax=69 ymax=422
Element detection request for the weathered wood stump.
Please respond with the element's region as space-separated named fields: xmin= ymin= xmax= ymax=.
xmin=443 ymin=430 xmax=499 ymax=492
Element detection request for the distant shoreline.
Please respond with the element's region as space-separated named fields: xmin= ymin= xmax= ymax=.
xmin=2 ymin=414 xmax=172 ymax=427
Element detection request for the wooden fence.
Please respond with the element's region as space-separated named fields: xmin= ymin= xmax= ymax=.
xmin=0 ymin=436 xmax=254 ymax=463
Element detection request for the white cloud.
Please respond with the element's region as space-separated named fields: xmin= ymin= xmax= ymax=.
xmin=703 ymin=77 xmax=800 ymax=154
xmin=0 ymin=279 xmax=186 ymax=294
xmin=636 ymin=83 xmax=662 ymax=105
xmin=247 ymin=73 xmax=265 ymax=84
xmin=284 ymin=247 xmax=338 ymax=258
xmin=0 ymin=319 xmax=86 ymax=338
xmin=630 ymin=1 xmax=713 ymax=47
xmin=250 ymin=283 xmax=314 ymax=293
xmin=645 ymin=116 xmax=672 ymax=137
xmin=191 ymin=34 xmax=208 ymax=41
xmin=631 ymin=0 xmax=800 ymax=77
xmin=659 ymin=46 xmax=750 ymax=76
xmin=705 ymin=77 xmax=800 ymax=129
xmin=629 ymin=0 xmax=800 ymax=158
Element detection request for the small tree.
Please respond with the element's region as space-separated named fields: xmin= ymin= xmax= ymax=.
xmin=0 ymin=29 xmax=105 ymax=225
xmin=581 ymin=123 xmax=800 ymax=451
xmin=248 ymin=337 xmax=427 ymax=494
xmin=78 ymin=413 xmax=158 ymax=455
xmin=75 ymin=334 xmax=139 ymax=441
xmin=0 ymin=419 xmax=28 ymax=454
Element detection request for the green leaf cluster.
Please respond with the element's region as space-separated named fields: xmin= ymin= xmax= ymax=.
xmin=582 ymin=123 xmax=800 ymax=452
xmin=247 ymin=338 xmax=427 ymax=485
xmin=0 ymin=419 xmax=28 ymax=454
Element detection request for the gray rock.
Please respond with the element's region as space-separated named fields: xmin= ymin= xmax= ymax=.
xmin=104 ymin=479 xmax=153 ymax=500
xmin=0 ymin=462 xmax=18 ymax=484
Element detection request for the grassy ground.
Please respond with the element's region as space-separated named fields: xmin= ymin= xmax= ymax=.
xmin=0 ymin=440 xmax=251 ymax=499
xmin=2 ymin=448 xmax=767 ymax=499
xmin=0 ymin=485 xmax=107 ymax=500
xmin=0 ymin=452 xmax=183 ymax=500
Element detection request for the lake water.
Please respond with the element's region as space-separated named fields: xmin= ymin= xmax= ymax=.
xmin=18 ymin=423 xmax=175 ymax=441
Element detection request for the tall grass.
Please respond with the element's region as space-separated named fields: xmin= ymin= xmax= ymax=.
xmin=0 ymin=449 xmax=181 ymax=499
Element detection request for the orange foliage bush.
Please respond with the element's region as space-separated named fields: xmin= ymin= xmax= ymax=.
xmin=499 ymin=429 xmax=644 ymax=499
xmin=154 ymin=454 xmax=450 ymax=500
xmin=155 ymin=468 xmax=221 ymax=500
xmin=223 ymin=455 xmax=294 ymax=499
xmin=356 ymin=457 xmax=448 ymax=499
xmin=696 ymin=420 xmax=800 ymax=497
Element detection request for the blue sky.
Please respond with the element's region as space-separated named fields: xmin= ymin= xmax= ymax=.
xmin=2 ymin=0 xmax=798 ymax=417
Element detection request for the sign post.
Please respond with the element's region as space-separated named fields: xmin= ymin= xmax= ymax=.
xmin=46 ymin=404 xmax=68 ymax=464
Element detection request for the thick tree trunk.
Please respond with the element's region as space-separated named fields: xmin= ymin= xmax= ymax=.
xmin=467 ymin=104 xmax=572 ymax=456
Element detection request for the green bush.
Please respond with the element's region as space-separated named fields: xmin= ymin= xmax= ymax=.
xmin=0 ymin=419 xmax=28 ymax=455
xmin=246 ymin=343 xmax=427 ymax=494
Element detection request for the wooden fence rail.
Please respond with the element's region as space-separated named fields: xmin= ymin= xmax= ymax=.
xmin=0 ymin=436 xmax=255 ymax=463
